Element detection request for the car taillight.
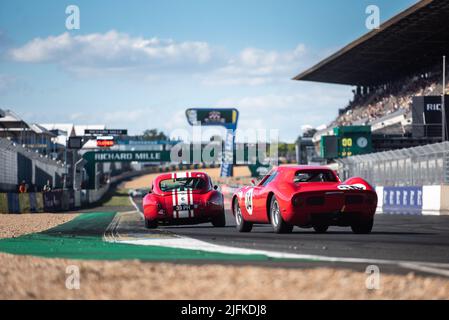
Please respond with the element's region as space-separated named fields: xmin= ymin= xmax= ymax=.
xmin=292 ymin=195 xmax=304 ymax=207
xmin=365 ymin=195 xmax=376 ymax=205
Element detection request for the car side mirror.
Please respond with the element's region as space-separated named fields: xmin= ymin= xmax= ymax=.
xmin=213 ymin=185 xmax=219 ymax=190
xmin=251 ymin=179 xmax=256 ymax=186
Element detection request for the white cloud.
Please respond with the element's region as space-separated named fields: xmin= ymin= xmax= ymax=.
xmin=63 ymin=84 xmax=351 ymax=141
xmin=215 ymin=83 xmax=352 ymax=141
xmin=9 ymin=31 xmax=316 ymax=86
xmin=6 ymin=31 xmax=353 ymax=141
xmin=202 ymin=44 xmax=313 ymax=86
xmin=9 ymin=31 xmax=214 ymax=75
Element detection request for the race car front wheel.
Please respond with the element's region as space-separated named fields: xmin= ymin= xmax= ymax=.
xmin=351 ymin=218 xmax=373 ymax=234
xmin=270 ymin=196 xmax=293 ymax=234
xmin=234 ymin=200 xmax=252 ymax=232
xmin=144 ymin=219 xmax=158 ymax=229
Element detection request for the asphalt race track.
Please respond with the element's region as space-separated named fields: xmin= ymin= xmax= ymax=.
xmin=131 ymin=197 xmax=449 ymax=276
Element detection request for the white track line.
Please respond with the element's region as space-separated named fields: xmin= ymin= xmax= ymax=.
xmin=117 ymin=237 xmax=449 ymax=272
xmin=128 ymin=195 xmax=144 ymax=219
xmin=398 ymin=263 xmax=449 ymax=277
xmin=113 ymin=200 xmax=449 ymax=277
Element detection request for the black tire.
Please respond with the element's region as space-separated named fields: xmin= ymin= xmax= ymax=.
xmin=270 ymin=196 xmax=293 ymax=234
xmin=234 ymin=199 xmax=252 ymax=232
xmin=351 ymin=218 xmax=373 ymax=234
xmin=144 ymin=219 xmax=158 ymax=229
xmin=313 ymin=225 xmax=329 ymax=233
xmin=211 ymin=210 xmax=226 ymax=227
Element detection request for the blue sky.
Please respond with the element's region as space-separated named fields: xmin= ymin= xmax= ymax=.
xmin=0 ymin=0 xmax=417 ymax=141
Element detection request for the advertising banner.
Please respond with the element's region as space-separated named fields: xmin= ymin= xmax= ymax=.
xmin=185 ymin=108 xmax=239 ymax=178
xmin=412 ymin=95 xmax=449 ymax=137
xmin=186 ymin=108 xmax=238 ymax=127
xmin=383 ymin=186 xmax=423 ymax=214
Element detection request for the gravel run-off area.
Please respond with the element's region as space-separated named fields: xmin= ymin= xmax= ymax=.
xmin=1 ymin=252 xmax=449 ymax=299
xmin=0 ymin=213 xmax=78 ymax=239
xmin=1 ymin=204 xmax=448 ymax=299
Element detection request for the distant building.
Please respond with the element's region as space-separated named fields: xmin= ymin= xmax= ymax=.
xmin=41 ymin=123 xmax=105 ymax=146
xmin=0 ymin=109 xmax=56 ymax=155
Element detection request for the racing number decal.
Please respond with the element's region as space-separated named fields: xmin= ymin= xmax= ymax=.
xmin=338 ymin=183 xmax=366 ymax=190
xmin=171 ymin=172 xmax=194 ymax=219
xmin=245 ymin=188 xmax=254 ymax=215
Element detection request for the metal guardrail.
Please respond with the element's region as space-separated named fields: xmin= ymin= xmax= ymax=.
xmin=337 ymin=141 xmax=449 ymax=186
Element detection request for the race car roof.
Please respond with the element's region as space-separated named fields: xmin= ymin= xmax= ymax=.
xmin=155 ymin=172 xmax=210 ymax=181
xmin=276 ymin=165 xmax=334 ymax=172
xmin=293 ymin=0 xmax=449 ymax=86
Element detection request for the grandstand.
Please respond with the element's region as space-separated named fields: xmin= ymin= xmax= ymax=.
xmin=294 ymin=0 xmax=449 ymax=146
xmin=0 ymin=109 xmax=57 ymax=155
xmin=0 ymin=137 xmax=65 ymax=192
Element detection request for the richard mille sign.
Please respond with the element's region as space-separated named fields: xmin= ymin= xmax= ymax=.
xmin=85 ymin=151 xmax=171 ymax=162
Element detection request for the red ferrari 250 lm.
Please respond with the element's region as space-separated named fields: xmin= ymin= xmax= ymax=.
xmin=142 ymin=171 xmax=226 ymax=228
xmin=231 ymin=165 xmax=377 ymax=234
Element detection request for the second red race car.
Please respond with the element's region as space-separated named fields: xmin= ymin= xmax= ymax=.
xmin=142 ymin=171 xmax=226 ymax=228
xmin=231 ymin=165 xmax=377 ymax=234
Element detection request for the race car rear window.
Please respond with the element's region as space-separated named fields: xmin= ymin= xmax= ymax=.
xmin=260 ymin=171 xmax=278 ymax=187
xmin=294 ymin=170 xmax=338 ymax=183
xmin=159 ymin=177 xmax=207 ymax=192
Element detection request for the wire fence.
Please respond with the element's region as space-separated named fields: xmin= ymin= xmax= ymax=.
xmin=337 ymin=141 xmax=449 ymax=186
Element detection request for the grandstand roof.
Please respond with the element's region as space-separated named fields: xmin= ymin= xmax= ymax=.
xmin=29 ymin=123 xmax=56 ymax=137
xmin=0 ymin=109 xmax=29 ymax=130
xmin=293 ymin=0 xmax=449 ymax=86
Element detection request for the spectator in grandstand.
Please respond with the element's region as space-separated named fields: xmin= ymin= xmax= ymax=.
xmin=333 ymin=67 xmax=447 ymax=127
xmin=18 ymin=180 xmax=27 ymax=193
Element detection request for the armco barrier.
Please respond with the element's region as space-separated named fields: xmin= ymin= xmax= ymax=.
xmin=375 ymin=185 xmax=449 ymax=215
xmin=29 ymin=192 xmax=44 ymax=212
xmin=0 ymin=186 xmax=109 ymax=213
xmin=74 ymin=191 xmax=81 ymax=207
xmin=18 ymin=193 xmax=31 ymax=213
xmin=0 ymin=193 xmax=8 ymax=213
xmin=43 ymin=191 xmax=61 ymax=212
xmin=0 ymin=192 xmax=44 ymax=213
xmin=87 ymin=185 xmax=109 ymax=203
xmin=7 ymin=193 xmax=19 ymax=213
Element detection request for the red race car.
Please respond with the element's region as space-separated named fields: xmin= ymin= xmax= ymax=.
xmin=231 ymin=165 xmax=377 ymax=234
xmin=142 ymin=171 xmax=225 ymax=228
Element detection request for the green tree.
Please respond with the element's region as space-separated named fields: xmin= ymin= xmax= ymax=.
xmin=142 ymin=129 xmax=168 ymax=141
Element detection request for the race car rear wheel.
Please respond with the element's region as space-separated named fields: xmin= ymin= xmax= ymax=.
xmin=234 ymin=200 xmax=252 ymax=232
xmin=351 ymin=218 xmax=373 ymax=234
xmin=313 ymin=225 xmax=329 ymax=233
xmin=211 ymin=210 xmax=226 ymax=227
xmin=270 ymin=196 xmax=293 ymax=234
xmin=144 ymin=219 xmax=158 ymax=229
